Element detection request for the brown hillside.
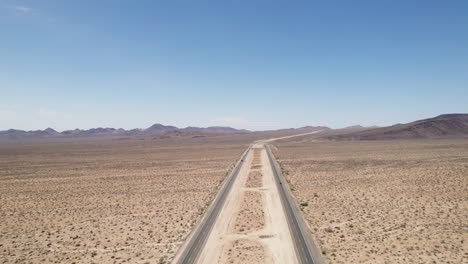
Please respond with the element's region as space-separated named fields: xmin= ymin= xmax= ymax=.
xmin=329 ymin=114 xmax=468 ymax=140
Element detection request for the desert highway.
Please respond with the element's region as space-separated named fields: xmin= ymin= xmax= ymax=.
xmin=173 ymin=133 xmax=323 ymax=264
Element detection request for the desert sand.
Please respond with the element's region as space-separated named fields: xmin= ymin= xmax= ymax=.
xmin=221 ymin=239 xmax=268 ymax=264
xmin=273 ymin=139 xmax=468 ymax=263
xmin=0 ymin=137 xmax=246 ymax=264
xmin=232 ymin=191 xmax=265 ymax=234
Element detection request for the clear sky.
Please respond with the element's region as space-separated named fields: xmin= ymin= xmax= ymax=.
xmin=1 ymin=0 xmax=467 ymax=131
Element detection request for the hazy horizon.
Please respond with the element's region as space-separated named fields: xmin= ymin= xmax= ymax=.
xmin=1 ymin=1 xmax=467 ymax=131
xmin=3 ymin=113 xmax=467 ymax=133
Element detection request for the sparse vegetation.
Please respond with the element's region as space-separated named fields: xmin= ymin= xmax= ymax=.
xmin=275 ymin=139 xmax=468 ymax=263
xmin=222 ymin=239 xmax=268 ymax=264
xmin=0 ymin=137 xmax=246 ymax=263
xmin=233 ymin=191 xmax=265 ymax=234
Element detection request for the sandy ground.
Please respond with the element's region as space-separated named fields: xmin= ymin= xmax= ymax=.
xmin=273 ymin=139 xmax=468 ymax=264
xmin=231 ymin=191 xmax=265 ymax=234
xmin=221 ymin=239 xmax=270 ymax=264
xmin=197 ymin=144 xmax=297 ymax=264
xmin=0 ymin=138 xmax=246 ymax=264
xmin=245 ymin=171 xmax=262 ymax=188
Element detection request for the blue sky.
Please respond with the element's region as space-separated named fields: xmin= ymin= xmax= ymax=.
xmin=1 ymin=0 xmax=467 ymax=131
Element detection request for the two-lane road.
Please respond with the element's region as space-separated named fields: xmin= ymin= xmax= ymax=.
xmin=173 ymin=133 xmax=324 ymax=264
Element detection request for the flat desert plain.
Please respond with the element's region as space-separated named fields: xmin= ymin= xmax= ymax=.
xmin=0 ymin=137 xmax=247 ymax=264
xmin=273 ymin=139 xmax=467 ymax=264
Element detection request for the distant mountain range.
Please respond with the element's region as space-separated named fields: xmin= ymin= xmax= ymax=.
xmin=0 ymin=124 xmax=250 ymax=139
xmin=2 ymin=114 xmax=466 ymax=141
xmin=0 ymin=123 xmax=335 ymax=140
xmin=328 ymin=114 xmax=468 ymax=140
xmin=266 ymin=126 xmax=330 ymax=133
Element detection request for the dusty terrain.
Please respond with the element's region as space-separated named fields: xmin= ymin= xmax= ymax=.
xmin=245 ymin=171 xmax=262 ymax=188
xmin=245 ymin=148 xmax=263 ymax=188
xmin=273 ymin=139 xmax=468 ymax=263
xmin=232 ymin=191 xmax=265 ymax=234
xmin=0 ymin=137 xmax=247 ymax=264
xmin=221 ymin=239 xmax=268 ymax=264
xmin=232 ymin=148 xmax=265 ymax=234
